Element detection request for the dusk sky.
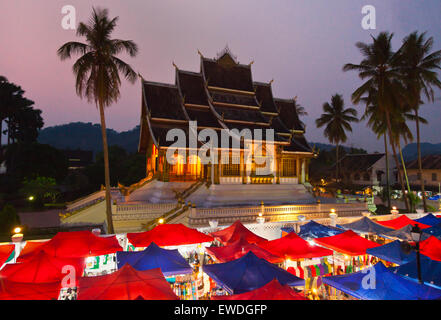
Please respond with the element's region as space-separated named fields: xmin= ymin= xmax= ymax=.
xmin=1 ymin=0 xmax=440 ymax=152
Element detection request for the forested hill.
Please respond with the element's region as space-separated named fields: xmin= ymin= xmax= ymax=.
xmin=37 ymin=122 xmax=140 ymax=155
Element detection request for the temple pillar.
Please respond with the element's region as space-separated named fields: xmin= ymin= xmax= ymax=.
xmin=301 ymin=158 xmax=306 ymax=184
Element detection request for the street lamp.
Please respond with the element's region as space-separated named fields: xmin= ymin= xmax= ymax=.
xmin=410 ymin=224 xmax=423 ymax=284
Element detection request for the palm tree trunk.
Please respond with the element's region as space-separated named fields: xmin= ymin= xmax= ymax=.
xmin=415 ymin=108 xmax=427 ymax=212
xmin=384 ymin=133 xmax=391 ymax=210
xmin=98 ymin=100 xmax=115 ymax=234
xmin=398 ymin=139 xmax=411 ymax=193
xmin=336 ymin=143 xmax=339 ymax=183
xmin=385 ymin=111 xmax=410 ymax=212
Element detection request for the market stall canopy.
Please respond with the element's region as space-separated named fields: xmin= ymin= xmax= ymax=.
xmin=203 ymin=251 xmax=304 ymax=294
xmin=281 ymin=227 xmax=295 ymax=237
xmin=313 ymin=230 xmax=381 ymax=256
xmin=116 ymin=242 xmax=192 ymax=277
xmin=210 ymin=220 xmax=267 ymax=245
xmin=0 ymin=244 xmax=15 ymax=266
xmin=211 ymin=279 xmax=307 ymax=300
xmin=77 ymin=265 xmax=179 ymax=300
xmin=422 ymin=223 xmax=441 ymax=239
xmin=0 ymin=250 xmax=85 ymax=283
xmin=376 ymin=215 xmax=430 ymax=230
xmin=392 ymin=255 xmax=441 ymax=288
xmin=420 ymin=236 xmax=441 ymax=261
xmin=258 ymin=232 xmax=333 ymax=260
xmin=414 ymin=214 xmax=441 ymax=227
xmin=338 ymin=217 xmax=394 ymax=235
xmin=205 ymin=237 xmax=284 ymax=264
xmin=366 ymin=240 xmax=417 ymax=265
xmin=297 ymin=220 xmax=344 ymax=239
xmin=0 ymin=279 xmax=61 ymax=300
xmin=382 ymin=225 xmax=430 ymax=242
xmin=322 ymin=262 xmax=441 ymax=300
xmin=19 ymin=231 xmax=122 ymax=259
xmin=127 ymin=224 xmax=213 ymax=248
xmin=16 ymin=241 xmax=48 ymax=262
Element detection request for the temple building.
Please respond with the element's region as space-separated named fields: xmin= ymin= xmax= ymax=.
xmin=135 ymin=48 xmax=314 ymax=207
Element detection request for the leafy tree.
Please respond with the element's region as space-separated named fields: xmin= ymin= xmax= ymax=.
xmin=316 ymin=94 xmax=358 ymax=181
xmin=58 ymin=7 xmax=138 ymax=233
xmin=19 ymin=176 xmax=60 ymax=208
xmin=0 ymin=204 xmax=20 ymax=234
xmin=398 ymin=31 xmax=441 ymax=212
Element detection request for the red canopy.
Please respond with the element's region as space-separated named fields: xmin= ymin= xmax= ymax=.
xmin=77 ymin=264 xmax=179 ymax=300
xmin=376 ymin=215 xmax=430 ymax=230
xmin=17 ymin=241 xmax=48 ymax=262
xmin=314 ymin=230 xmax=381 ymax=256
xmin=0 ymin=279 xmax=61 ymax=300
xmin=210 ymin=220 xmax=267 ymax=245
xmin=22 ymin=231 xmax=122 ymax=259
xmin=0 ymin=244 xmax=15 ymax=266
xmin=0 ymin=250 xmax=85 ymax=283
xmin=127 ymin=224 xmax=213 ymax=247
xmin=205 ymin=237 xmax=284 ymax=264
xmin=258 ymin=232 xmax=333 ymax=260
xmin=212 ymin=279 xmax=307 ymax=300
xmin=420 ymin=236 xmax=441 ymax=261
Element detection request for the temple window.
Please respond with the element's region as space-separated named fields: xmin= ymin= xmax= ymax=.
xmin=281 ymin=159 xmax=296 ymax=177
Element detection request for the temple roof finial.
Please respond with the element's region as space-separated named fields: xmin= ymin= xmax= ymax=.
xmin=269 ymin=79 xmax=274 ymax=85
xmin=172 ymin=61 xmax=178 ymax=69
xmin=249 ymin=60 xmax=254 ymax=66
xmin=197 ymin=49 xmax=204 ymax=58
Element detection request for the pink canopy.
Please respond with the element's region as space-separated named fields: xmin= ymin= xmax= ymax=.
xmin=314 ymin=230 xmax=381 ymax=256
xmin=20 ymin=231 xmax=122 ymax=259
xmin=0 ymin=250 xmax=85 ymax=283
xmin=77 ymin=265 xmax=179 ymax=300
xmin=212 ymin=279 xmax=307 ymax=300
xmin=258 ymin=232 xmax=333 ymax=260
xmin=206 ymin=237 xmax=284 ymax=264
xmin=210 ymin=220 xmax=267 ymax=245
xmin=376 ymin=215 xmax=430 ymax=230
xmin=127 ymin=224 xmax=213 ymax=247
xmin=0 ymin=279 xmax=61 ymax=300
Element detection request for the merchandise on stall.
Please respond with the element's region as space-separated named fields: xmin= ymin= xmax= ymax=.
xmin=338 ymin=217 xmax=394 ymax=235
xmin=366 ymin=240 xmax=417 ymax=265
xmin=287 ymin=257 xmax=333 ymax=279
xmin=205 ymin=236 xmax=284 ymax=264
xmin=297 ymin=220 xmax=344 ymax=240
xmin=322 ymin=262 xmax=441 ymax=300
xmin=202 ymin=251 xmax=304 ymax=294
xmin=116 ymin=242 xmax=192 ymax=276
xmin=258 ymin=232 xmax=333 ymax=260
xmin=127 ymin=224 xmax=213 ymax=248
xmin=314 ymin=230 xmax=381 ymax=256
xmin=212 ymin=279 xmax=307 ymax=300
xmin=0 ymin=250 xmax=85 ymax=283
xmin=0 ymin=279 xmax=61 ymax=300
xmin=210 ymin=220 xmax=267 ymax=245
xmin=376 ymin=215 xmax=430 ymax=230
xmin=77 ymin=265 xmax=179 ymax=300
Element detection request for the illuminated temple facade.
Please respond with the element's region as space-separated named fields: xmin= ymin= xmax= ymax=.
xmin=138 ymin=48 xmax=314 ymax=190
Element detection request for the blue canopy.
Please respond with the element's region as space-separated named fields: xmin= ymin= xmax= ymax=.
xmin=281 ymin=227 xmax=295 ymax=235
xmin=116 ymin=242 xmax=192 ymax=277
xmin=322 ymin=262 xmax=441 ymax=300
xmin=202 ymin=251 xmax=304 ymax=294
xmin=382 ymin=225 xmax=429 ymax=242
xmin=366 ymin=240 xmax=416 ymax=265
xmin=415 ymin=214 xmax=441 ymax=227
xmin=298 ymin=220 xmax=344 ymax=239
xmin=429 ymin=195 xmax=440 ymax=201
xmin=338 ymin=217 xmax=394 ymax=235
xmin=422 ymin=222 xmax=441 ymax=239
xmin=392 ymin=255 xmax=441 ymax=288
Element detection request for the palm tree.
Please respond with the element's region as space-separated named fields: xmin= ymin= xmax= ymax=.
xmin=343 ymin=32 xmax=411 ymax=211
xmin=397 ymin=31 xmax=441 ymax=212
xmin=316 ymin=94 xmax=358 ymax=182
xmin=58 ymin=8 xmax=138 ymax=233
xmin=293 ymin=97 xmax=308 ymax=129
